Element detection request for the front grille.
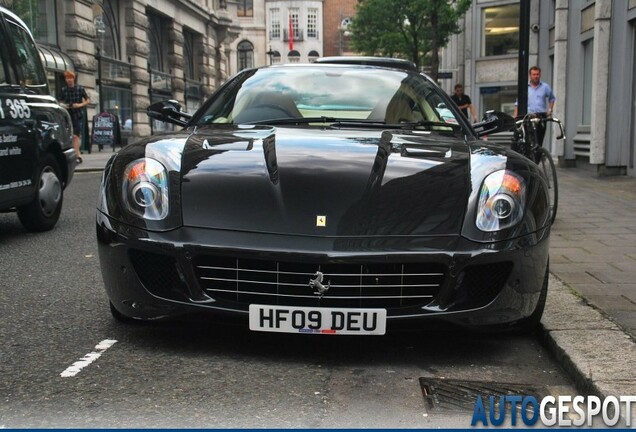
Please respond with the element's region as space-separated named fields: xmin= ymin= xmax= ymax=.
xmin=194 ymin=256 xmax=446 ymax=310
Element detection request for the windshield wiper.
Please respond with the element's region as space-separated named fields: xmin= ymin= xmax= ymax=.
xmin=242 ymin=117 xmax=464 ymax=133
xmin=244 ymin=116 xmax=339 ymax=125
xmin=394 ymin=120 xmax=464 ymax=132
xmin=243 ymin=117 xmax=393 ymax=127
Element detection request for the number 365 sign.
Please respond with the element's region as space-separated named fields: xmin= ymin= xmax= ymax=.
xmin=0 ymin=98 xmax=32 ymax=119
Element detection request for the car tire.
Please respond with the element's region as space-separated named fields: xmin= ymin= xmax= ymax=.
xmin=514 ymin=261 xmax=549 ymax=333
xmin=535 ymin=147 xmax=558 ymax=224
xmin=109 ymin=301 xmax=137 ymax=323
xmin=17 ymin=153 xmax=63 ymax=232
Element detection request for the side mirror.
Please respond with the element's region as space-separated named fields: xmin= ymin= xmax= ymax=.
xmin=473 ymin=110 xmax=515 ymax=137
xmin=147 ymin=100 xmax=192 ymax=127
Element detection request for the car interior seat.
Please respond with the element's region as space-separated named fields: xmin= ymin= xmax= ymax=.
xmin=233 ymin=91 xmax=302 ymax=123
xmin=367 ymin=91 xmax=421 ymax=124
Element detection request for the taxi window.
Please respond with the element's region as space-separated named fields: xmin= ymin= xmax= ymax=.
xmin=0 ymin=51 xmax=6 ymax=84
xmin=5 ymin=18 xmax=46 ymax=87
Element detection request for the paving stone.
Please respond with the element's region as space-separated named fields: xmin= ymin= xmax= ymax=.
xmin=551 ymin=263 xmax=618 ymax=275
xmin=609 ymin=311 xmax=636 ymax=336
xmin=607 ymin=262 xmax=636 ymax=272
xmin=543 ymin=277 xmax=619 ymax=331
xmin=586 ymin=270 xmax=636 ymax=284
xmin=555 ymin=272 xmax=604 ymax=285
xmin=572 ymin=283 xmax=636 ymax=299
xmin=584 ymin=295 xmax=636 ymax=312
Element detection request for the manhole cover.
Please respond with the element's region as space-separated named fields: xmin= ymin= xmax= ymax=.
xmin=419 ymin=378 xmax=549 ymax=413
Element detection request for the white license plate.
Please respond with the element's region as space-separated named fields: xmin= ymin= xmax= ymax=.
xmin=249 ymin=305 xmax=387 ymax=335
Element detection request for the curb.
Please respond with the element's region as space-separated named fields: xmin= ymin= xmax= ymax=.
xmin=541 ymin=275 xmax=636 ymax=425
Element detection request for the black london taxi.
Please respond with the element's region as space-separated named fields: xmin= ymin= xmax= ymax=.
xmin=0 ymin=6 xmax=75 ymax=231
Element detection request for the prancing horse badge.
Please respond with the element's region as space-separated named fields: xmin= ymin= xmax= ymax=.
xmin=316 ymin=215 xmax=327 ymax=227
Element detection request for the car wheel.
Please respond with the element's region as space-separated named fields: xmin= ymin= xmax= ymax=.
xmin=17 ymin=153 xmax=63 ymax=232
xmin=536 ymin=147 xmax=558 ymax=224
xmin=109 ymin=301 xmax=137 ymax=323
xmin=514 ymin=262 xmax=549 ymax=333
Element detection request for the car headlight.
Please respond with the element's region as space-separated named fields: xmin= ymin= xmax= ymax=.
xmin=476 ymin=170 xmax=526 ymax=232
xmin=122 ymin=158 xmax=169 ymax=220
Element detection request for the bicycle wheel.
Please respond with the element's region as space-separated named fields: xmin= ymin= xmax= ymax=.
xmin=536 ymin=147 xmax=558 ymax=224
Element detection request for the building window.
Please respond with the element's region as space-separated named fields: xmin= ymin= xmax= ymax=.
xmin=93 ymin=0 xmax=120 ymax=59
xmin=147 ymin=12 xmax=169 ymax=72
xmin=184 ymin=30 xmax=197 ymax=80
xmin=237 ymin=0 xmax=253 ymax=17
xmin=307 ymin=8 xmax=318 ymax=39
xmin=184 ymin=29 xmax=202 ymax=113
xmin=482 ymin=3 xmax=519 ymax=56
xmin=308 ymin=50 xmax=320 ymax=62
xmin=288 ymin=50 xmax=300 ymax=63
xmin=147 ymin=11 xmax=173 ymax=133
xmin=480 ymin=85 xmax=517 ymax=118
xmin=101 ymin=84 xmax=132 ymax=132
xmin=582 ymin=39 xmax=594 ymax=125
xmin=290 ymin=9 xmax=300 ymax=40
xmin=272 ymin=51 xmax=281 ymax=64
xmin=238 ymin=40 xmax=254 ymax=70
xmin=580 ymin=4 xmax=595 ymax=33
xmin=270 ymin=8 xmax=280 ymax=39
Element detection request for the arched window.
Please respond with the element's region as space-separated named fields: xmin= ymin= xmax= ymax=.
xmin=238 ymin=40 xmax=254 ymax=70
xmin=147 ymin=12 xmax=168 ymax=72
xmin=308 ymin=50 xmax=320 ymax=62
xmin=93 ymin=0 xmax=120 ymax=59
xmin=288 ymin=49 xmax=300 ymax=64
xmin=271 ymin=50 xmax=281 ymax=64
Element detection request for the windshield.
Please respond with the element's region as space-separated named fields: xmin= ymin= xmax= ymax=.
xmin=193 ymin=65 xmax=467 ymax=133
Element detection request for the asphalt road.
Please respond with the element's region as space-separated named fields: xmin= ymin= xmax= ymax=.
xmin=0 ymin=172 xmax=577 ymax=428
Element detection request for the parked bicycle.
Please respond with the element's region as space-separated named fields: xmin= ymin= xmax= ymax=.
xmin=511 ymin=112 xmax=565 ymax=224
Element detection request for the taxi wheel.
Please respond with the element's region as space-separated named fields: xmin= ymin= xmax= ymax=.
xmin=17 ymin=153 xmax=63 ymax=232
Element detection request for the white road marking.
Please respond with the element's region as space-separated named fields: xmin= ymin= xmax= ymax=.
xmin=60 ymin=339 xmax=117 ymax=377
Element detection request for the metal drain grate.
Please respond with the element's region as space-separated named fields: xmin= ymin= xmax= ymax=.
xmin=419 ymin=378 xmax=548 ymax=413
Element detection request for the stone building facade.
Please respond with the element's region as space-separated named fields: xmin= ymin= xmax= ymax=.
xmin=440 ymin=0 xmax=636 ymax=177
xmin=4 ymin=0 xmax=241 ymax=143
xmin=229 ymin=0 xmax=267 ymax=71
xmin=264 ymin=0 xmax=324 ymax=64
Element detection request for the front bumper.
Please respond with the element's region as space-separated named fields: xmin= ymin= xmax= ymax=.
xmin=97 ymin=211 xmax=550 ymax=328
xmin=63 ymin=148 xmax=76 ymax=186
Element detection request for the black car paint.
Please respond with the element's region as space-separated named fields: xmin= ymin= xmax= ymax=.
xmin=97 ymin=122 xmax=550 ymax=327
xmin=0 ymin=8 xmax=75 ymax=225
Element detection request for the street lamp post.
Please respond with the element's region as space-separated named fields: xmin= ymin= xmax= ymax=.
xmin=266 ymin=45 xmax=275 ymax=65
xmin=517 ymin=0 xmax=531 ymax=118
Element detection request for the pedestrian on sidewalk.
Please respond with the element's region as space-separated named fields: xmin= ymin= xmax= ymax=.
xmin=58 ymin=70 xmax=90 ymax=164
xmin=514 ymin=66 xmax=556 ymax=146
xmin=450 ymin=83 xmax=478 ymax=123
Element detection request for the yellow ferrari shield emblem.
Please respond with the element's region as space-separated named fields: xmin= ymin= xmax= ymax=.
xmin=316 ymin=215 xmax=327 ymax=227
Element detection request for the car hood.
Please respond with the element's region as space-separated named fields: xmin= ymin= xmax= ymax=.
xmin=178 ymin=126 xmax=470 ymax=237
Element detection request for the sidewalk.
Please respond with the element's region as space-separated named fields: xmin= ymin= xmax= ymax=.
xmin=550 ymin=167 xmax=636 ymax=339
xmin=77 ymin=145 xmax=116 ymax=172
xmin=77 ymin=146 xmax=636 ymax=407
